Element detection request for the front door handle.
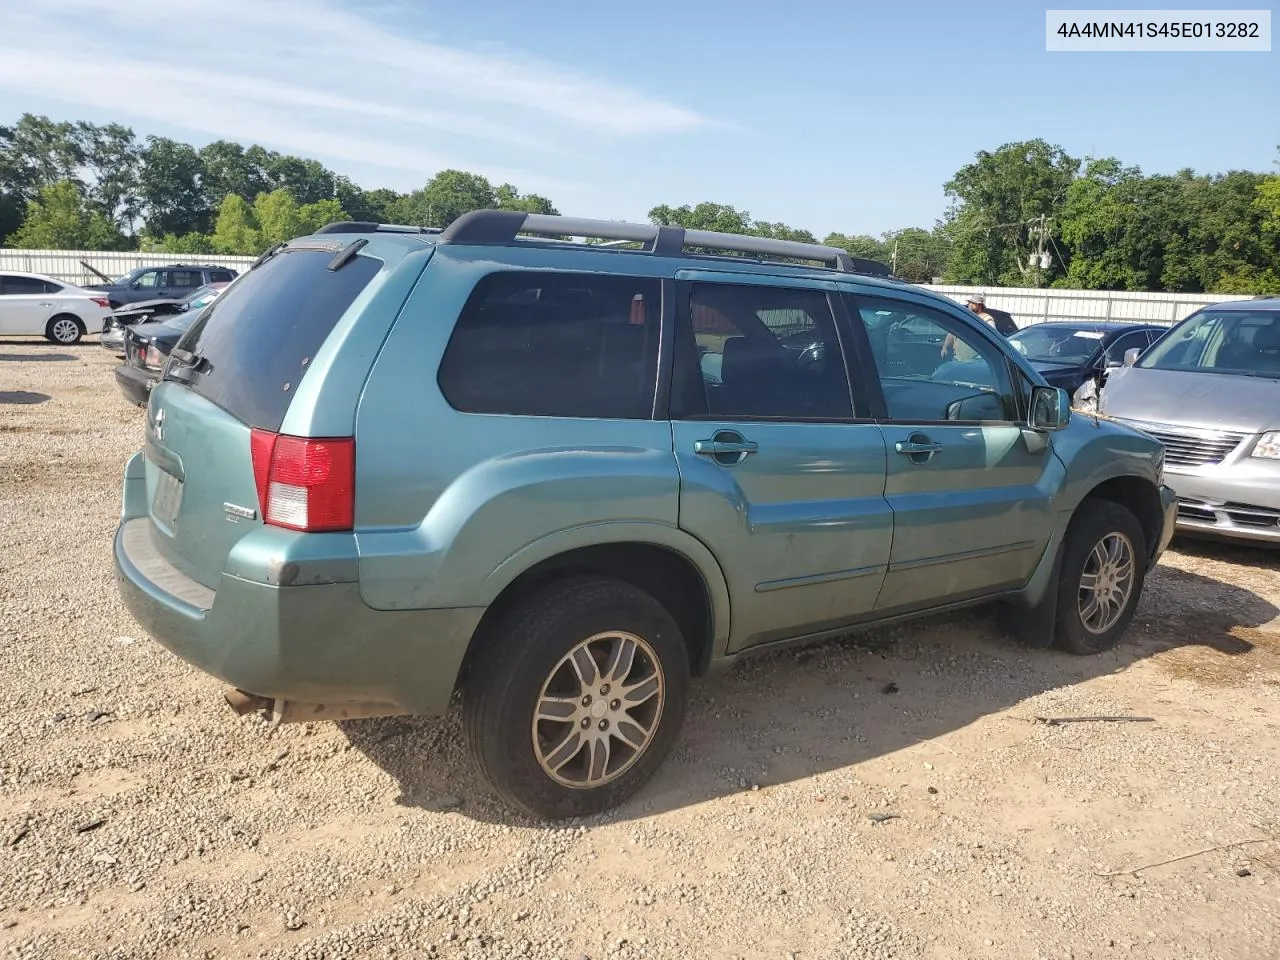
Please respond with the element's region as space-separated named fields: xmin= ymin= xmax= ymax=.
xmin=694 ymin=430 xmax=758 ymax=466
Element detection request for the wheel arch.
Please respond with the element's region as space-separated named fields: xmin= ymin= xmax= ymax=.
xmin=1076 ymin=475 xmax=1164 ymax=561
xmin=457 ymin=531 xmax=731 ymax=694
xmin=45 ymin=313 xmax=86 ymax=343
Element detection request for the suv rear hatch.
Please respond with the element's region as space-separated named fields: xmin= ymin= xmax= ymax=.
xmin=142 ymin=244 xmax=383 ymax=590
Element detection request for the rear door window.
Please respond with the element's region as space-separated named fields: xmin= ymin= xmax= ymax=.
xmin=1 ymin=275 xmax=48 ymax=295
xmin=676 ymin=283 xmax=853 ymax=420
xmin=169 ymin=269 xmax=203 ymax=289
xmin=166 ymin=247 xmax=381 ymax=430
xmin=437 ymin=271 xmax=661 ymax=419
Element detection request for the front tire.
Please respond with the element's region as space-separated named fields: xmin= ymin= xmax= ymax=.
xmin=45 ymin=315 xmax=84 ymax=345
xmin=1054 ymin=500 xmax=1147 ymax=655
xmin=463 ymin=576 xmax=690 ymax=820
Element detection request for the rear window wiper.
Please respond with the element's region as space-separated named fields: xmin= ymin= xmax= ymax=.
xmin=167 ymin=346 xmax=212 ymax=378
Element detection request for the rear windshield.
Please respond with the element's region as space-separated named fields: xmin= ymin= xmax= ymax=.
xmin=165 ymin=248 xmax=380 ymax=430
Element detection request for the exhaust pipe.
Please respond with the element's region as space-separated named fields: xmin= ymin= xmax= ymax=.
xmin=224 ymin=687 xmax=272 ymax=716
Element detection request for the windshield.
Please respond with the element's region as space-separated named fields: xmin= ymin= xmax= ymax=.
xmin=1008 ymin=325 xmax=1107 ymax=363
xmin=1138 ymin=310 xmax=1280 ymax=378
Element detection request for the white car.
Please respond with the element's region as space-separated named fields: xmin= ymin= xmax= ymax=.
xmin=0 ymin=271 xmax=113 ymax=345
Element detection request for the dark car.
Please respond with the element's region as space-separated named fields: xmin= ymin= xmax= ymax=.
xmin=1007 ymin=321 xmax=1167 ymax=397
xmin=90 ymin=264 xmax=238 ymax=308
xmin=984 ymin=306 xmax=1018 ymax=336
xmin=101 ymin=283 xmax=228 ymax=353
xmin=114 ymin=310 xmax=203 ymax=407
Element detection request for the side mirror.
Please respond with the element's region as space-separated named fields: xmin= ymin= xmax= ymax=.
xmin=1029 ymin=385 xmax=1071 ymax=431
xmin=129 ymin=279 xmax=141 ymax=289
xmin=1123 ymin=347 xmax=1141 ymax=367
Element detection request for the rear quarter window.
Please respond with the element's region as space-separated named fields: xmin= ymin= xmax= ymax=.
xmin=437 ymin=271 xmax=661 ymax=419
xmin=166 ymin=248 xmax=381 ymax=430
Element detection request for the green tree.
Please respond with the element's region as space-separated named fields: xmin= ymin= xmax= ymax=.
xmin=253 ymin=188 xmax=305 ymax=247
xmin=138 ymin=136 xmax=209 ymax=236
xmin=11 ymin=180 xmax=125 ymax=249
xmin=495 ymin=183 xmax=559 ymax=216
xmin=0 ymin=114 xmax=85 ymax=203
xmin=296 ymin=197 xmax=347 ymax=235
xmin=200 ymin=140 xmax=269 ymax=208
xmin=391 ymin=170 xmax=498 ymax=227
xmin=79 ymin=122 xmax=141 ymax=229
xmin=648 ymin=201 xmax=753 ymax=234
xmin=753 ymin=221 xmax=817 ymax=243
xmin=265 ymin=154 xmax=335 ymax=205
xmin=825 ymin=233 xmax=891 ymax=262
xmin=143 ymin=231 xmax=215 ymax=254
xmin=942 ymin=139 xmax=1079 ymax=285
xmin=355 ymin=186 xmax=404 ymax=223
xmin=211 ymin=193 xmax=261 ymax=254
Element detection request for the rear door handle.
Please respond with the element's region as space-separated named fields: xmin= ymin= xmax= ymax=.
xmin=694 ymin=430 xmax=759 ymax=466
xmin=694 ymin=438 xmax=759 ymax=456
xmin=895 ymin=440 xmax=942 ymax=455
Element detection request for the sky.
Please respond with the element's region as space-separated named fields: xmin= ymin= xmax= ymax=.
xmin=0 ymin=0 xmax=1276 ymax=237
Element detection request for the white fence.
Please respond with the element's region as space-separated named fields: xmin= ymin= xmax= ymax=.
xmin=0 ymin=249 xmax=257 ymax=287
xmin=923 ymin=284 xmax=1255 ymax=328
xmin=0 ymin=249 xmax=1259 ymax=326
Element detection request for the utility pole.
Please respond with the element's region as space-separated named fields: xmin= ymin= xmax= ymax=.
xmin=891 ymin=240 xmax=899 ymax=276
xmin=1030 ymin=213 xmax=1050 ymax=288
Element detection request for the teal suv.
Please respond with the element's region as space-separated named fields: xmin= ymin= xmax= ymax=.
xmin=114 ymin=213 xmax=1176 ymax=818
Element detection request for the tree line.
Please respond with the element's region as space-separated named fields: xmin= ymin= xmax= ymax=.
xmin=2 ymin=114 xmax=1277 ymax=293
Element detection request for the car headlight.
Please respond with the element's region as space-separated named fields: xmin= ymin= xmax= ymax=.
xmin=1251 ymin=431 xmax=1280 ymax=460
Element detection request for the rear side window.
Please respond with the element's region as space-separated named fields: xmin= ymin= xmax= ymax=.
xmin=209 ymin=270 xmax=235 ymax=283
xmin=438 ymin=272 xmax=661 ymax=419
xmin=0 ymin=275 xmax=50 ymax=295
xmin=169 ymin=269 xmax=203 ymax=288
xmin=167 ymin=248 xmax=381 ymax=430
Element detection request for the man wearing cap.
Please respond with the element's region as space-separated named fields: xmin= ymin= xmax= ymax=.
xmin=967 ymin=294 xmax=1018 ymax=336
xmin=941 ymin=293 xmax=1017 ymax=361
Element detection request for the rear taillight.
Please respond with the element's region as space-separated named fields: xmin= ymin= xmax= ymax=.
xmin=91 ymin=296 xmax=110 ymax=308
xmin=249 ymin=430 xmax=354 ymax=532
xmin=144 ymin=344 xmax=163 ymax=369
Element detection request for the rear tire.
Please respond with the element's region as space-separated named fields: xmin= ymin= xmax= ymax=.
xmin=45 ymin=315 xmax=84 ymax=345
xmin=1053 ymin=500 xmax=1147 ymax=655
xmin=463 ymin=576 xmax=690 ymax=820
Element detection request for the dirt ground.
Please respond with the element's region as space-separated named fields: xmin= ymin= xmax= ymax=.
xmin=1 ymin=339 xmax=1278 ymax=960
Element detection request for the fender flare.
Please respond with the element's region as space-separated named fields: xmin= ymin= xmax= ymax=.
xmin=481 ymin=521 xmax=733 ymax=656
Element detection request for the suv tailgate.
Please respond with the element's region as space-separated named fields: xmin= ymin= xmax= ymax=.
xmin=140 ymin=245 xmax=383 ymax=589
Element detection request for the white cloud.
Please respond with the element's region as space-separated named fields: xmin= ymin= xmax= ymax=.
xmin=0 ymin=0 xmax=717 ymax=195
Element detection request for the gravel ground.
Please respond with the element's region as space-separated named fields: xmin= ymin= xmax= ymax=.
xmin=2 ymin=339 xmax=1279 ymax=960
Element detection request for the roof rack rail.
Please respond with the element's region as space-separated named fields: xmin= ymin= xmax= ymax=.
xmin=316 ymin=221 xmax=443 ymax=235
xmin=436 ymin=210 xmax=890 ymax=275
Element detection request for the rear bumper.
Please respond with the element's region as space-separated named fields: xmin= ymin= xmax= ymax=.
xmin=114 ymin=363 xmax=154 ymax=407
xmin=113 ymin=455 xmax=484 ymax=715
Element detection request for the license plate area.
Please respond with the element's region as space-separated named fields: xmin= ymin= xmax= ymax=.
xmin=152 ymin=470 xmax=184 ymax=533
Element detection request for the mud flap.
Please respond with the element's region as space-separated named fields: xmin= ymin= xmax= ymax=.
xmin=997 ymin=539 xmax=1064 ymax=649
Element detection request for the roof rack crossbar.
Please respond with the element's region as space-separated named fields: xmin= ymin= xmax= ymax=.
xmin=437 ymin=210 xmax=882 ymax=274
